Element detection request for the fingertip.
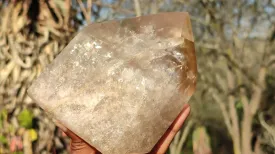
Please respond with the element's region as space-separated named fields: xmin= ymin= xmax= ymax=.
xmin=177 ymin=104 xmax=191 ymax=124
xmin=181 ymin=104 xmax=190 ymax=114
xmin=150 ymin=104 xmax=191 ymax=153
xmin=168 ymin=104 xmax=191 ymax=135
xmin=173 ymin=104 xmax=191 ymax=124
xmin=183 ymin=104 xmax=190 ymax=116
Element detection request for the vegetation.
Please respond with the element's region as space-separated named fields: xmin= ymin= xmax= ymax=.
xmin=0 ymin=0 xmax=274 ymax=154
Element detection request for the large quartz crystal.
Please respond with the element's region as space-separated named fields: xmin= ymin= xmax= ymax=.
xmin=27 ymin=12 xmax=197 ymax=154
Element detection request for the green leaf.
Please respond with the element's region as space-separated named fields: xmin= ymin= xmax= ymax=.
xmin=0 ymin=109 xmax=8 ymax=129
xmin=236 ymin=101 xmax=243 ymax=109
xmin=186 ymin=136 xmax=193 ymax=148
xmin=1 ymin=109 xmax=8 ymax=120
xmin=28 ymin=129 xmax=38 ymax=141
xmin=18 ymin=109 xmax=33 ymax=129
xmin=13 ymin=152 xmax=24 ymax=154
xmin=8 ymin=125 xmax=15 ymax=134
xmin=0 ymin=135 xmax=7 ymax=144
xmin=0 ymin=116 xmax=2 ymax=129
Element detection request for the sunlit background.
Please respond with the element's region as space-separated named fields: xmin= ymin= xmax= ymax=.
xmin=0 ymin=0 xmax=275 ymax=154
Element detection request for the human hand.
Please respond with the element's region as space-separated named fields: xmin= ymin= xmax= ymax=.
xmin=55 ymin=104 xmax=190 ymax=154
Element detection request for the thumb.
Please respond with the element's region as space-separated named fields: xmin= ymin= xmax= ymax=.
xmin=53 ymin=119 xmax=100 ymax=154
xmin=150 ymin=104 xmax=191 ymax=154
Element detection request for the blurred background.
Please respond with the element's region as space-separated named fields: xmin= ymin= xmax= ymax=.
xmin=0 ymin=0 xmax=274 ymax=154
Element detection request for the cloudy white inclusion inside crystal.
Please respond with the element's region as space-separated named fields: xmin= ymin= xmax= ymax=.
xmin=29 ymin=24 xmax=191 ymax=154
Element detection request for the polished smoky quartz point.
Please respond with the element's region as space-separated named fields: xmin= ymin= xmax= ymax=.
xmin=27 ymin=12 xmax=197 ymax=154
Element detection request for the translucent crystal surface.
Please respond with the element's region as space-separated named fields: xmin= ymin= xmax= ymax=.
xmin=27 ymin=12 xmax=197 ymax=154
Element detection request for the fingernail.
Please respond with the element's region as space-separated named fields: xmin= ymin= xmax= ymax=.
xmin=181 ymin=104 xmax=190 ymax=113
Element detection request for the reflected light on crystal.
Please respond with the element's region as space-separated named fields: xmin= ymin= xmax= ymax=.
xmin=27 ymin=12 xmax=197 ymax=154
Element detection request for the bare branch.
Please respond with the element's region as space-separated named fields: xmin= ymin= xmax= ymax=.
xmin=259 ymin=112 xmax=275 ymax=146
xmin=229 ymin=95 xmax=242 ymax=154
xmin=150 ymin=0 xmax=158 ymax=14
xmin=77 ymin=0 xmax=89 ymax=22
xmin=134 ymin=0 xmax=141 ymax=16
xmin=87 ymin=0 xmax=92 ymax=24
xmin=64 ymin=0 xmax=71 ymax=28
xmin=250 ymin=67 xmax=266 ymax=115
xmin=175 ymin=120 xmax=194 ymax=154
xmin=212 ymin=93 xmax=232 ymax=136
xmin=227 ymin=69 xmax=242 ymax=154
xmin=240 ymin=88 xmax=252 ymax=154
xmin=93 ymin=1 xmax=133 ymax=14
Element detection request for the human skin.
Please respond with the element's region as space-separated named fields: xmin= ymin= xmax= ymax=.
xmin=56 ymin=104 xmax=191 ymax=154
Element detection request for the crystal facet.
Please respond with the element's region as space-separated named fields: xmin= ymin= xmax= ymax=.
xmin=27 ymin=12 xmax=197 ymax=154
